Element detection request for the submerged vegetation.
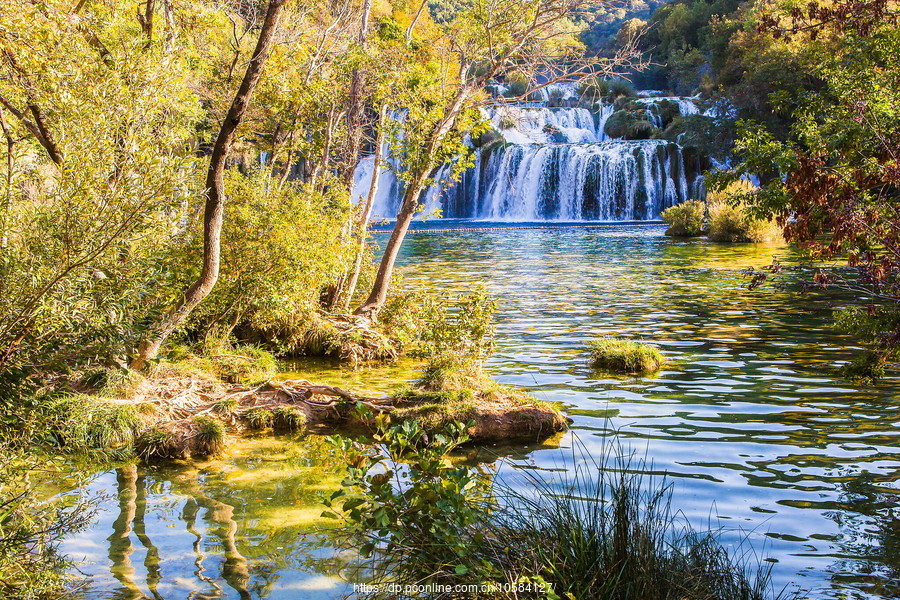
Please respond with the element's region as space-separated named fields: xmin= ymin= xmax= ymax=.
xmin=326 ymin=419 xmax=784 ymax=599
xmin=589 ymin=338 xmax=664 ymax=373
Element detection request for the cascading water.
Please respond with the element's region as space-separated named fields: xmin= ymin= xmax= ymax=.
xmin=353 ymin=82 xmax=714 ymax=221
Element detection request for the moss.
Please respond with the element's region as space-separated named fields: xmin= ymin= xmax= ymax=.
xmin=244 ymin=408 xmax=275 ymax=430
xmin=662 ymin=200 xmax=706 ymax=237
xmin=272 ymin=406 xmax=306 ymax=432
xmin=589 ymin=338 xmax=664 ymax=374
xmin=192 ymin=416 xmax=225 ymax=456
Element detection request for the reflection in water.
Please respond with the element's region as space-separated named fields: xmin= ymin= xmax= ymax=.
xmin=56 ymin=224 xmax=899 ymax=600
xmin=62 ymin=436 xmax=351 ymax=600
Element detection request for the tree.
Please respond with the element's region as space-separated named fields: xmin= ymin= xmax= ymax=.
xmin=354 ymin=0 xmax=636 ymax=319
xmin=131 ymin=0 xmax=288 ymax=370
xmin=712 ymin=1 xmax=900 ymax=376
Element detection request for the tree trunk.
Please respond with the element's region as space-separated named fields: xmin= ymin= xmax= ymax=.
xmin=341 ymin=103 xmax=387 ymax=311
xmin=353 ymin=176 xmax=424 ymax=319
xmin=131 ymin=0 xmax=286 ymax=370
xmin=353 ymin=85 xmax=471 ymax=319
xmin=339 ymin=0 xmax=373 ymax=189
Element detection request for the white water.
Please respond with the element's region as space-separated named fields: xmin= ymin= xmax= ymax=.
xmin=352 ymin=85 xmax=718 ymax=221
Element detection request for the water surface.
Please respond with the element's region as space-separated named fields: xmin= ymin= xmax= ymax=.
xmin=60 ymin=223 xmax=900 ymax=599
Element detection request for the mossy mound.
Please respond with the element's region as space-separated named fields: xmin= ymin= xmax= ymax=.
xmin=604 ymin=109 xmax=659 ymax=140
xmin=589 ymin=339 xmax=664 ymax=374
xmin=392 ymin=356 xmax=569 ymax=442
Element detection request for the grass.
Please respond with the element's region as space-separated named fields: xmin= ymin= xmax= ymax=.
xmin=244 ymin=407 xmax=274 ymax=430
xmin=589 ymin=338 xmax=664 ymax=374
xmin=192 ymin=416 xmax=226 ymax=456
xmin=484 ymin=447 xmax=784 ymax=600
xmin=272 ymin=406 xmax=306 ymax=431
xmin=338 ymin=432 xmax=789 ymax=600
xmin=135 ymin=427 xmax=181 ymax=461
xmin=662 ymin=200 xmax=706 ymax=237
xmin=44 ymin=395 xmax=143 ymax=451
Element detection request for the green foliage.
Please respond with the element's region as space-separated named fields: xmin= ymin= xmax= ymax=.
xmin=244 ymin=408 xmax=275 ymax=430
xmin=212 ymin=397 xmax=239 ymax=416
xmin=662 ymin=200 xmax=706 ymax=237
xmin=325 ymin=424 xmax=782 ymax=599
xmin=44 ymin=395 xmax=142 ymax=452
xmin=833 ymin=307 xmax=900 ymax=381
xmin=323 ymin=415 xmax=493 ymax=582
xmin=707 ymin=183 xmax=781 ymax=243
xmin=604 ymin=109 xmax=658 ymax=140
xmin=191 ymin=416 xmax=226 ymax=457
xmin=417 ymin=289 xmax=497 ymax=361
xmin=589 ymin=338 xmax=664 ymax=373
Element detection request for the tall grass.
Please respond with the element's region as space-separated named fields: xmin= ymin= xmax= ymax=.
xmin=484 ymin=446 xmax=781 ymax=600
xmin=333 ymin=425 xmax=792 ymax=600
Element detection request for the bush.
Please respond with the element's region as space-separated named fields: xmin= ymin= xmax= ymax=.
xmin=662 ymin=200 xmax=706 ymax=237
xmin=244 ymin=407 xmax=274 ymax=430
xmin=272 ymin=406 xmax=306 ymax=432
xmin=707 ymin=182 xmax=781 ymax=243
xmin=589 ymin=338 xmax=664 ymax=373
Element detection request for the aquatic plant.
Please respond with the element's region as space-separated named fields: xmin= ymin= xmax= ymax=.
xmin=662 ymin=199 xmax=706 ymax=237
xmin=589 ymin=338 xmax=664 ymax=373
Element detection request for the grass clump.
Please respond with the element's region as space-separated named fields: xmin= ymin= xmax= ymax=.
xmin=44 ymin=395 xmax=143 ymax=451
xmin=191 ymin=416 xmax=225 ymax=456
xmin=589 ymin=338 xmax=664 ymax=374
xmin=135 ymin=427 xmax=182 ymax=461
xmin=662 ymin=200 xmax=706 ymax=237
xmin=212 ymin=397 xmax=239 ymax=416
xmin=244 ymin=407 xmax=274 ymax=430
xmin=272 ymin=406 xmax=306 ymax=432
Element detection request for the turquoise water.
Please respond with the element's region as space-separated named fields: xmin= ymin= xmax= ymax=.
xmin=58 ymin=223 xmax=900 ymax=599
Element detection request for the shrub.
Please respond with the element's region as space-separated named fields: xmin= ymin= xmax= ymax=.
xmin=589 ymin=338 xmax=664 ymax=373
xmin=707 ymin=182 xmax=781 ymax=243
xmin=662 ymin=200 xmax=706 ymax=237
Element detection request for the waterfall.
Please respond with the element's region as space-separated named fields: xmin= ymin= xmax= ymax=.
xmin=352 ymin=87 xmax=712 ymax=222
